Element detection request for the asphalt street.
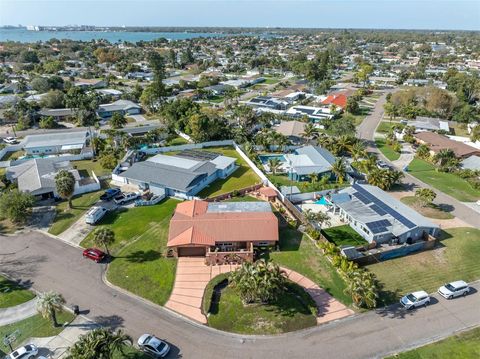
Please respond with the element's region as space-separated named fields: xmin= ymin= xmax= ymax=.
xmin=1 ymin=231 xmax=479 ymax=359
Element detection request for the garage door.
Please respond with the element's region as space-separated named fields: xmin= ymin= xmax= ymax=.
xmin=178 ymin=247 xmax=206 ymax=257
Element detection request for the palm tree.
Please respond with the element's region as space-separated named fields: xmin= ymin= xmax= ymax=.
xmin=343 ymin=270 xmax=378 ymax=309
xmin=308 ymin=172 xmax=318 ymax=185
xmin=367 ymin=168 xmax=387 ymax=189
xmin=36 ymin=291 xmax=66 ymax=327
xmin=433 ymin=149 xmax=456 ymax=171
xmin=305 ymin=209 xmax=331 ymax=228
xmin=93 ymin=228 xmax=115 ymax=255
xmin=331 ymin=158 xmax=347 ymax=184
xmin=66 ymin=328 xmax=132 ymax=359
xmin=267 ymin=158 xmax=282 ymax=175
xmin=55 ymin=170 xmax=76 ymax=209
xmin=110 ymin=113 xmax=127 ymax=129
xmin=229 ymin=260 xmax=286 ymax=304
xmin=350 ymin=142 xmax=367 ymax=161
xmin=301 ymin=123 xmax=318 ymax=143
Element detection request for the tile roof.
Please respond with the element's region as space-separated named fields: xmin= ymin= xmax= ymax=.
xmin=414 ymin=132 xmax=480 ymax=158
xmin=168 ymin=200 xmax=278 ymax=247
xmin=274 ymin=120 xmax=306 ymax=137
xmin=321 ymin=93 xmax=348 ymax=109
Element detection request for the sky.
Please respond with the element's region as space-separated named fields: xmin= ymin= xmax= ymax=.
xmin=0 ymin=0 xmax=479 ymax=31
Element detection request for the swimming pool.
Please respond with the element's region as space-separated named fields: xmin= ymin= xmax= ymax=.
xmin=258 ymin=154 xmax=286 ymax=165
xmin=315 ymin=197 xmax=330 ymax=205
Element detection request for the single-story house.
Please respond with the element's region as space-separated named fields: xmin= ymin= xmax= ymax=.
xmin=406 ymin=116 xmax=450 ymax=132
xmin=95 ymin=88 xmax=123 ymax=99
xmin=461 ymin=155 xmax=480 ymax=171
xmin=167 ymin=200 xmax=278 ymax=262
xmin=6 ymin=158 xmax=100 ymax=199
xmin=414 ymin=132 xmax=480 ymax=159
xmin=116 ymin=150 xmax=237 ymax=199
xmin=284 ymin=145 xmax=336 ymax=181
xmin=37 ymin=108 xmax=75 ymax=121
xmin=205 ymin=84 xmax=233 ymax=96
xmin=74 ymin=78 xmax=107 ymax=89
xmin=244 ymin=96 xmax=288 ymax=110
xmin=273 ymin=120 xmax=307 ymax=144
xmin=97 ymin=100 xmax=142 ymax=119
xmin=321 ymin=93 xmax=348 ymax=109
xmin=329 ymin=183 xmax=439 ymax=244
xmin=285 ymin=105 xmax=334 ymax=122
xmin=22 ymin=130 xmax=91 ymax=156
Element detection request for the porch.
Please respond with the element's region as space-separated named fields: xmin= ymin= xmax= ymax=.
xmin=205 ymin=242 xmax=254 ymax=266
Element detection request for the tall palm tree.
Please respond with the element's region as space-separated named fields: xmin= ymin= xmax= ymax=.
xmin=93 ymin=228 xmax=115 ymax=255
xmin=36 ymin=291 xmax=66 ymax=327
xmin=350 ymin=142 xmax=367 ymax=161
xmin=267 ymin=158 xmax=282 ymax=175
xmin=433 ymin=149 xmax=456 ymax=171
xmin=66 ymin=328 xmax=133 ymax=359
xmin=55 ymin=170 xmax=76 ymax=209
xmin=301 ymin=123 xmax=318 ymax=143
xmin=331 ymin=158 xmax=347 ymax=184
xmin=343 ymin=270 xmax=378 ymax=309
xmin=308 ymin=172 xmax=318 ymax=185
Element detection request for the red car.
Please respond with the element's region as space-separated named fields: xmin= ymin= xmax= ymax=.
xmin=82 ymin=248 xmax=106 ymax=263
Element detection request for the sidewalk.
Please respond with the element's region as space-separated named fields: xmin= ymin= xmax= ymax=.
xmin=19 ymin=316 xmax=97 ymax=359
xmin=0 ymin=298 xmax=37 ymax=326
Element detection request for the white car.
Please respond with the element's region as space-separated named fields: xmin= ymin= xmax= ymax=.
xmin=5 ymin=344 xmax=38 ymax=359
xmin=114 ymin=192 xmax=140 ymax=205
xmin=3 ymin=137 xmax=18 ymax=144
xmin=137 ymin=334 xmax=170 ymax=358
xmin=438 ymin=280 xmax=470 ymax=299
xmin=400 ymin=290 xmax=431 ymax=309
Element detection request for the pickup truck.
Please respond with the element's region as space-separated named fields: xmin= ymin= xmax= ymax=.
xmin=114 ymin=192 xmax=140 ymax=205
xmin=100 ymin=188 xmax=121 ymax=201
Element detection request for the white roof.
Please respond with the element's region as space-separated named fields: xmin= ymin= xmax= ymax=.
xmin=23 ymin=131 xmax=88 ymax=149
xmin=211 ymin=155 xmax=236 ymax=170
xmin=147 ymin=154 xmax=200 ymax=170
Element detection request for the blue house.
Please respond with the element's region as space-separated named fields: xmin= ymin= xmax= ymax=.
xmin=284 ymin=145 xmax=336 ymax=181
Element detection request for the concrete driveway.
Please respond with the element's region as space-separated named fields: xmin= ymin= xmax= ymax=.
xmin=2 ymin=231 xmax=480 ymax=359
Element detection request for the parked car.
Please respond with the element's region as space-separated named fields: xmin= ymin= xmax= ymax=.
xmin=5 ymin=344 xmax=38 ymax=359
xmin=438 ymin=280 xmax=470 ymax=299
xmin=137 ymin=334 xmax=170 ymax=358
xmin=85 ymin=206 xmax=108 ymax=224
xmin=100 ymin=188 xmax=121 ymax=201
xmin=82 ymin=248 xmax=106 ymax=263
xmin=400 ymin=291 xmax=430 ymax=309
xmin=3 ymin=136 xmax=18 ymax=144
xmin=114 ymin=192 xmax=140 ymax=205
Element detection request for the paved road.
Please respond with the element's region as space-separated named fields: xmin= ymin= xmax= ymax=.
xmin=357 ymin=91 xmax=479 ymax=229
xmin=1 ymin=231 xmax=480 ymax=359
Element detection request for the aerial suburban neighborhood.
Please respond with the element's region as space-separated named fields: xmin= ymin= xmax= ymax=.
xmin=0 ymin=1 xmax=479 ymax=359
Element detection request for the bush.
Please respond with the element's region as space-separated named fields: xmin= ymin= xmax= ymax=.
xmin=0 ymin=189 xmax=35 ymax=223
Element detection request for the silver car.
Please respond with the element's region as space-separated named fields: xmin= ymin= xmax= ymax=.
xmin=138 ymin=334 xmax=170 ymax=358
xmin=438 ymin=280 xmax=470 ymax=299
xmin=4 ymin=344 xmax=38 ymax=359
xmin=400 ymin=290 xmax=430 ymax=309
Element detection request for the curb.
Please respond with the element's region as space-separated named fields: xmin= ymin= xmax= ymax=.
xmin=36 ymin=230 xmax=83 ymax=249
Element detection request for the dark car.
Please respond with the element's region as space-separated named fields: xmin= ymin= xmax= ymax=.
xmin=100 ymin=188 xmax=121 ymax=201
xmin=82 ymin=248 xmax=106 ymax=263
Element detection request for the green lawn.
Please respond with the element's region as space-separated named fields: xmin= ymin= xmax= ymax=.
xmin=165 ymin=136 xmax=189 ymax=146
xmin=72 ymin=159 xmax=111 ymax=177
xmin=268 ymin=174 xmax=347 ymax=194
xmin=323 ymin=225 xmax=368 ymax=247
xmin=206 ymin=282 xmax=317 ymax=334
xmin=0 ymin=276 xmax=35 ymax=309
xmin=196 ymin=147 xmax=260 ymax=198
xmin=269 ymin=225 xmax=352 ymax=306
xmin=86 ymin=199 xmax=179 ymax=306
xmin=400 ymin=196 xmax=454 ymax=220
xmin=0 ymin=311 xmax=74 ymax=356
xmin=208 ymin=95 xmax=225 ymax=103
xmin=387 ymin=326 xmax=480 ymax=359
xmin=112 ymin=346 xmax=151 ymax=359
xmin=407 ymin=159 xmax=480 ymax=202
xmin=376 ymin=121 xmax=401 ymax=134
xmin=367 ymin=228 xmax=480 ymax=304
xmin=263 ymin=77 xmax=280 ymax=85
xmin=375 ymin=138 xmax=401 ymax=161
xmin=48 ymin=190 xmax=103 ymax=236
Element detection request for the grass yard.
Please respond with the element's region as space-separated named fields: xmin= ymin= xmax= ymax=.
xmin=367 ymin=228 xmax=480 ymax=305
xmin=263 ymin=77 xmax=280 ymax=85
xmin=407 ymin=159 xmax=480 ymax=202
xmin=269 ymin=174 xmax=347 ymax=193
xmin=0 ymin=276 xmax=35 ymax=309
xmin=400 ymin=196 xmax=454 ymax=220
xmin=206 ymin=282 xmax=317 ymax=334
xmin=376 ymin=121 xmax=401 ymax=134
xmin=0 ymin=311 xmax=74 ymax=356
xmin=72 ymin=159 xmax=111 ymax=177
xmin=375 ymin=138 xmax=401 ymax=161
xmin=48 ymin=190 xmax=103 ymax=236
xmin=112 ymin=346 xmax=151 ymax=359
xmin=387 ymin=326 xmax=480 ymax=359
xmin=269 ymin=225 xmax=352 ymax=306
xmin=196 ymin=147 xmax=260 ymax=198
xmin=208 ymin=95 xmax=225 ymax=103
xmin=323 ymin=225 xmax=368 ymax=247
xmin=83 ymin=199 xmax=179 ymax=306
xmin=165 ymin=136 xmax=189 ymax=146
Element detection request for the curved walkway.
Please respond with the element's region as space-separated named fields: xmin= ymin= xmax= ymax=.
xmin=0 ymin=298 xmax=37 ymax=326
xmin=165 ymin=257 xmax=353 ymax=325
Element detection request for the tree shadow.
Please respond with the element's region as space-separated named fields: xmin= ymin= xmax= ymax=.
xmin=123 ymin=250 xmax=162 ymax=263
xmin=436 ymin=203 xmax=454 ymax=213
xmin=92 ymin=314 xmax=124 ymax=330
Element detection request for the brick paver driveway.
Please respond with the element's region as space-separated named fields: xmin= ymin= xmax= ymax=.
xmin=165 ymin=257 xmax=353 ymax=325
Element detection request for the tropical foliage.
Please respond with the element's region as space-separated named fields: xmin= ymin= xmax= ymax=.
xmin=66 ymin=328 xmax=132 ymax=359
xmin=93 ymin=228 xmax=115 ymax=255
xmin=55 ymin=170 xmax=76 ymax=209
xmin=36 ymin=291 xmax=66 ymax=327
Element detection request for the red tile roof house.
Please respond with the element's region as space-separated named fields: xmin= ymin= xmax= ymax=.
xmin=168 ymin=200 xmax=278 ymax=265
xmin=321 ymin=93 xmax=348 ymax=110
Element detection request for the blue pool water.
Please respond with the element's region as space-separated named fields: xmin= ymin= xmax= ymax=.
xmin=315 ymin=197 xmax=330 ymax=205
xmin=258 ymin=154 xmax=286 ymax=165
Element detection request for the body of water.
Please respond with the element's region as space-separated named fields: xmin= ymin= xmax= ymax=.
xmin=0 ymin=29 xmax=241 ymax=43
